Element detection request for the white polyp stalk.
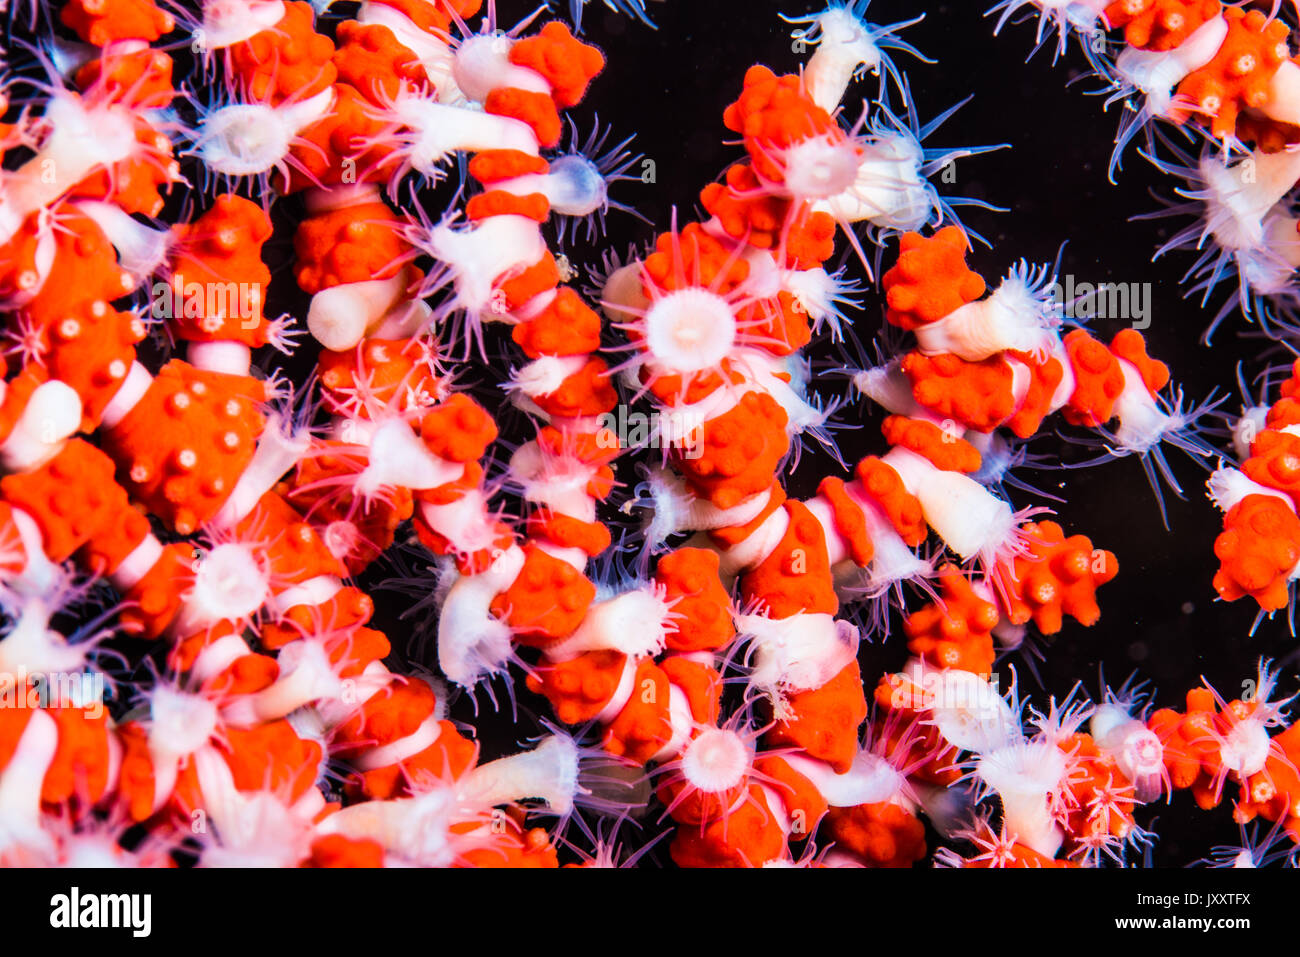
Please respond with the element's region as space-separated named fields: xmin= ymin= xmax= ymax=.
xmin=1007 ymin=357 xmax=1032 ymax=409
xmin=545 ymin=588 xmax=673 ymax=662
xmin=417 ymin=487 xmax=504 ymax=556
xmin=0 ymin=95 xmax=137 ymax=245
xmin=780 ymin=265 xmax=838 ymax=324
xmin=497 ymin=155 xmax=607 ymax=217
xmin=0 ymin=380 xmax=81 ymax=472
xmin=882 ymin=447 xmax=1012 ymax=561
xmin=313 ymin=660 xmax=392 ymax=729
xmin=304 ymin=183 xmax=383 ymax=214
xmin=994 ymin=617 xmax=1027 ymax=652
xmin=373 ymin=296 xmax=433 ymax=341
xmin=507 ymin=439 xmax=598 ymax=522
xmin=396 ymin=97 xmax=538 ymax=175
xmin=1110 ymin=361 xmax=1171 ymax=453
xmin=1114 ymin=14 xmax=1228 ymax=117
xmin=842 ymin=480 xmax=927 ymax=587
xmin=1244 ymin=208 xmax=1300 ymax=297
xmin=0 ymin=606 xmax=86 ymax=675
xmin=1262 ymin=56 xmax=1300 ymax=127
xmin=511 ymin=355 xmax=587 ymax=400
xmin=437 ymin=545 xmax=526 ymax=687
xmin=901 ymin=658 xmax=1018 ymax=752
xmin=0 ymin=708 xmax=58 ymax=855
xmin=740 ymin=352 xmax=828 ymax=435
xmin=550 ymin=411 xmax=605 ymax=435
xmin=734 ymin=244 xmax=784 ymax=301
xmin=762 ymin=785 xmax=799 ymax=844
xmin=649 ymin=386 xmax=741 ymax=449
xmin=1047 ymin=332 xmax=1076 ymax=412
xmin=1207 ymin=466 xmax=1292 ymax=514
xmin=188 ymin=340 xmax=252 ymax=376
xmin=211 ymin=420 xmax=311 ymax=529
xmin=800 ymin=6 xmax=883 ymax=112
xmin=592 ymin=656 xmax=639 ymax=725
xmin=107 ymin=533 xmax=162 ymax=592
xmin=458 ymin=734 xmax=580 ymax=815
xmin=74 ymin=200 xmax=171 ymax=279
xmin=638 ymin=468 xmax=772 ymax=538
xmin=965 ymin=429 xmax=1001 ymax=466
xmin=783 ymin=750 xmax=905 ymax=808
xmin=852 ymin=359 xmax=926 ymax=417
xmin=804 ymin=495 xmax=848 ymax=565
xmin=813 ymin=135 xmax=929 ymax=230
xmin=738 ymin=612 xmax=857 ymax=702
xmin=316 ymin=788 xmax=459 ymax=865
xmin=976 ymin=736 xmax=1067 ymax=858
xmin=453 ymin=34 xmax=552 ymax=103
xmin=191 ymin=747 xmax=315 ymax=866
xmin=912 ymin=279 xmax=1053 ymax=361
xmin=1202 ymin=148 xmax=1300 ymax=253
xmin=357 ymin=418 xmax=464 ymax=495
xmin=200 ymin=0 xmax=286 ymax=49
xmin=222 ymin=639 xmax=344 ymax=726
xmin=307 ymin=268 xmax=415 ymax=351
xmin=599 ymin=262 xmax=650 ymax=325
xmin=267 ymin=574 xmax=342 ymax=617
xmin=1091 ymin=704 xmax=1165 ymax=803
xmin=708 ymin=502 xmax=791 ymax=578
xmin=188 ymin=632 xmax=254 ymax=686
xmin=536 ymin=541 xmax=588 ymax=571
xmin=99 ymin=361 xmax=153 ymax=430
xmin=292 ymin=785 xmax=325 ymax=825
xmin=4 ymin=509 xmax=58 ymax=599
xmin=357 ymin=2 xmax=458 ymax=101
xmin=428 ymin=215 xmax=546 ymax=315
xmin=354 ymin=713 xmax=444 ymax=772
xmin=651 ymin=683 xmax=696 ymax=762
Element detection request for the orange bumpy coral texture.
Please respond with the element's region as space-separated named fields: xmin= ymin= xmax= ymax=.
xmin=1213 ymin=493 xmax=1300 ymax=610
xmin=997 ymin=520 xmax=1118 ymax=634
xmin=1174 ymin=7 xmax=1290 ymax=138
xmin=883 ymin=227 xmax=986 ymax=330
xmin=1104 ymin=0 xmax=1222 ymax=51
xmin=904 ymin=562 xmax=998 ymax=675
xmin=722 ymin=65 xmax=838 ymax=184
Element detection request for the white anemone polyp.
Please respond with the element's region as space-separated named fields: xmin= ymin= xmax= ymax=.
xmin=201 ymin=103 xmax=292 ymax=176
xmin=323 ymin=520 xmax=360 ymax=562
xmin=782 ymin=134 xmax=862 ymax=200
xmin=1124 ymin=729 xmax=1164 ymax=779
xmin=194 ymin=543 xmax=270 ymax=620
xmin=643 ymin=288 xmax=737 ymax=372
xmin=150 ymin=685 xmax=219 ymax=759
xmin=681 ymin=728 xmax=749 ymax=794
xmin=1220 ymin=720 xmax=1271 ymax=776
